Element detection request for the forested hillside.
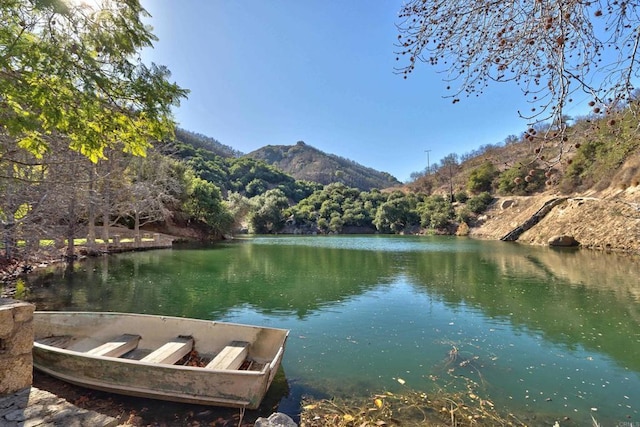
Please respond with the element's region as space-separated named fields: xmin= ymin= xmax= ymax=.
xmin=174 ymin=129 xmax=243 ymax=159
xmin=246 ymin=141 xmax=402 ymax=191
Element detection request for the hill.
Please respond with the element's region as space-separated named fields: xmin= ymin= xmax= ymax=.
xmin=245 ymin=141 xmax=401 ymax=191
xmin=174 ymin=128 xmax=242 ymax=159
xmin=401 ymin=109 xmax=640 ymax=253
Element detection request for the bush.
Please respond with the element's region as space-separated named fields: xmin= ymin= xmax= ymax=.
xmin=466 ymin=192 xmax=493 ymax=214
xmin=417 ymin=195 xmax=454 ymax=230
xmin=454 ymin=191 xmax=469 ymax=203
xmin=497 ymin=165 xmax=545 ymax=195
xmin=467 ymin=161 xmax=497 ymax=194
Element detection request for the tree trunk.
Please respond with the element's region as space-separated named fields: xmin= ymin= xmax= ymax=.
xmin=101 ymin=160 xmax=112 ymax=244
xmin=2 ymin=222 xmax=17 ymax=260
xmin=87 ymin=165 xmax=96 ymax=249
xmin=134 ymin=209 xmax=141 ymax=245
xmin=66 ymin=194 xmax=77 ymax=261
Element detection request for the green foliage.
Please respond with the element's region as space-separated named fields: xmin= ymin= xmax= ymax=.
xmin=246 ymin=178 xmax=267 ymax=197
xmin=466 ymin=192 xmax=494 ymax=214
xmin=454 ymin=191 xmax=469 ymax=203
xmin=497 ymin=164 xmax=545 ymax=195
xmin=467 ymin=162 xmax=497 ymax=194
xmin=416 ymin=195 xmax=455 ymax=230
xmin=560 ymin=118 xmax=640 ymax=192
xmin=223 ymin=192 xmax=252 ymax=231
xmin=169 ymin=138 xmax=320 ymax=203
xmin=373 ymin=191 xmax=420 ymax=233
xmin=248 ymin=189 xmax=290 ymax=233
xmin=183 ymin=175 xmax=232 ymax=235
xmin=456 ymin=206 xmax=473 ymax=224
xmin=291 ymin=183 xmax=387 ymax=232
xmin=174 ymin=128 xmax=241 ymax=158
xmin=0 ymin=0 xmax=187 ymax=161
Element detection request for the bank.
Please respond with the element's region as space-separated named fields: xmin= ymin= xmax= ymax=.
xmin=469 ymin=187 xmax=640 ymax=254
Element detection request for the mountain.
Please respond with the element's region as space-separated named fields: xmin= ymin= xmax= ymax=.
xmin=245 ymin=141 xmax=401 ymax=191
xmin=174 ymin=128 xmax=242 ymax=159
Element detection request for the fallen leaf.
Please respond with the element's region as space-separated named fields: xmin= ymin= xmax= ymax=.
xmin=374 ymin=398 xmax=383 ymax=408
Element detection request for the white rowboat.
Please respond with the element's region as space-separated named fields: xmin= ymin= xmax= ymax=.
xmin=32 ymin=311 xmax=289 ymax=409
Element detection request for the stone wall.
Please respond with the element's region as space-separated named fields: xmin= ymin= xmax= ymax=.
xmin=0 ymin=299 xmax=35 ymax=395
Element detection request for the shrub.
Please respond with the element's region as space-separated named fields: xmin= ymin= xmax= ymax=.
xmin=454 ymin=191 xmax=469 ymax=203
xmin=466 ymin=192 xmax=494 ymax=214
xmin=467 ymin=161 xmax=497 ymax=194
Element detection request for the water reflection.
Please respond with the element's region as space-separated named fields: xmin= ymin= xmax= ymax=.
xmin=25 ymin=236 xmax=640 ymax=425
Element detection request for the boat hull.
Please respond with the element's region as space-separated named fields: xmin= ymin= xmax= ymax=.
xmin=32 ymin=312 xmax=289 ymax=409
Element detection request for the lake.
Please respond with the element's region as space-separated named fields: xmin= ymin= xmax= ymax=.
xmin=24 ymin=235 xmax=640 ymax=425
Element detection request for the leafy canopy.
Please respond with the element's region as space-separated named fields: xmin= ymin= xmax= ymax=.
xmin=0 ymin=0 xmax=188 ymax=161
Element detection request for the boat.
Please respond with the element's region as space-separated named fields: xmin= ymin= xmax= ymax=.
xmin=32 ymin=311 xmax=289 ymax=409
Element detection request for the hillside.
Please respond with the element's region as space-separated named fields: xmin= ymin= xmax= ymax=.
xmin=174 ymin=128 xmax=242 ymax=159
xmin=246 ymin=141 xmax=401 ymax=191
xmin=468 ymin=146 xmax=640 ymax=253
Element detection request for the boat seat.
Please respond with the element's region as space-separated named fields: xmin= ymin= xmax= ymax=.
xmin=86 ymin=334 xmax=141 ymax=358
xmin=140 ymin=336 xmax=194 ymax=364
xmin=205 ymin=341 xmax=249 ymax=370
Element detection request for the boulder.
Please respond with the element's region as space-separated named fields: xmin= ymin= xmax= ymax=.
xmin=500 ymin=199 xmax=516 ymax=209
xmin=254 ymin=412 xmax=297 ymax=427
xmin=548 ymin=235 xmax=579 ymax=247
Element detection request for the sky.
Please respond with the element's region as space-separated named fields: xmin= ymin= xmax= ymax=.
xmin=138 ymin=1 xmax=588 ymax=182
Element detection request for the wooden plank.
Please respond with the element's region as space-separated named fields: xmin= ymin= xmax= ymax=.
xmin=205 ymin=341 xmax=249 ymax=370
xmin=37 ymin=335 xmax=72 ymax=349
xmin=87 ymin=334 xmax=141 ymax=357
xmin=140 ymin=336 xmax=193 ymax=364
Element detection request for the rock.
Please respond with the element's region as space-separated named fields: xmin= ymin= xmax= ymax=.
xmin=254 ymin=412 xmax=297 ymax=427
xmin=456 ymin=222 xmax=470 ymax=236
xmin=548 ymin=235 xmax=579 ymax=247
xmin=500 ymin=199 xmax=516 ymax=209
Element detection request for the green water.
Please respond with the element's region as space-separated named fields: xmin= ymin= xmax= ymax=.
xmin=25 ymin=235 xmax=640 ymax=425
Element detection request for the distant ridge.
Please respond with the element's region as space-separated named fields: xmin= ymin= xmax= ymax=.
xmin=246 ymin=141 xmax=401 ymax=191
xmin=174 ymin=128 xmax=243 ymax=159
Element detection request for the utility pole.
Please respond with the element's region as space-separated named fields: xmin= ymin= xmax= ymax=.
xmin=424 ymin=150 xmax=431 ymax=175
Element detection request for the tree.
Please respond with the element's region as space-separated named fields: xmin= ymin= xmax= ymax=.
xmin=416 ymin=195 xmax=454 ymax=230
xmin=114 ymin=152 xmax=182 ymax=242
xmin=396 ymin=1 xmax=640 ymax=162
xmin=248 ymin=189 xmax=289 ymax=234
xmin=0 ymin=0 xmax=187 ymax=161
xmin=224 ymin=192 xmax=252 ymax=232
xmin=183 ymin=175 xmax=232 ymax=237
xmin=0 ymin=135 xmax=50 ymax=259
xmin=373 ymin=192 xmax=419 ymax=234
xmin=467 ymin=161 xmax=497 ymax=194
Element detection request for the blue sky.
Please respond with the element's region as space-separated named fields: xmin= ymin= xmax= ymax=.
xmin=139 ymin=1 xmax=586 ymax=182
